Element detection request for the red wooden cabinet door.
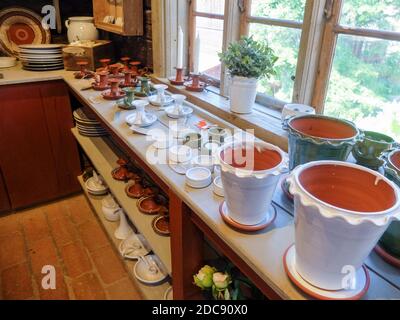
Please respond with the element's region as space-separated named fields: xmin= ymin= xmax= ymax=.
xmin=0 ymin=167 xmax=11 ymax=213
xmin=0 ymin=81 xmax=81 ymax=209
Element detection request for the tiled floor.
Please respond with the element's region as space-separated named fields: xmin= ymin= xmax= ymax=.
xmin=0 ymin=194 xmax=142 ymax=300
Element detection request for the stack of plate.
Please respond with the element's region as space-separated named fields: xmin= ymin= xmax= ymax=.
xmin=18 ymin=44 xmax=64 ymax=71
xmin=73 ymin=108 xmax=108 ymax=137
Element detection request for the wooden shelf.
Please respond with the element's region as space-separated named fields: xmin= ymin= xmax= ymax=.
xmin=93 ymin=0 xmax=144 ymax=36
xmin=71 ymin=128 xmax=172 ymax=275
xmin=78 ymin=175 xmax=171 ymax=300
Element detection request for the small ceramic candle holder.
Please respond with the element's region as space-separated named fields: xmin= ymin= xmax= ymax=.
xmin=154 ymin=84 xmax=168 ymax=104
xmin=120 ymin=56 xmax=131 ymax=71
xmin=121 ymin=70 xmax=136 ymax=88
xmin=99 ymin=58 xmax=111 ymax=71
xmin=110 ymin=78 xmax=121 ymax=96
xmin=102 ymin=79 xmax=126 ymax=100
xmin=169 ymin=67 xmax=185 ymax=85
xmin=75 ymin=61 xmax=89 ymax=79
xmin=109 ymin=64 xmax=123 ymax=78
xmin=123 ymin=87 xmax=136 ymax=105
xmin=130 ymin=61 xmax=141 ymax=76
xmin=185 ymin=73 xmax=205 ymax=92
xmin=171 ymin=94 xmax=186 ymax=115
xmin=92 ymin=71 xmax=111 ymax=90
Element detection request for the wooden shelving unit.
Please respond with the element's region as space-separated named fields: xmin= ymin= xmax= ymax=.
xmin=78 ymin=176 xmax=171 ymax=300
xmin=93 ymin=0 xmax=144 ymax=36
xmin=71 ymin=128 xmax=172 ymax=275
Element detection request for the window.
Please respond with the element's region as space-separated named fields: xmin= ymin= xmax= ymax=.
xmin=317 ymin=0 xmax=400 ymax=140
xmin=243 ymin=0 xmax=307 ymax=102
xmin=189 ymin=0 xmax=226 ymax=84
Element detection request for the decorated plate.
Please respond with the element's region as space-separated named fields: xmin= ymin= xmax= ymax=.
xmin=0 ymin=7 xmax=51 ymax=56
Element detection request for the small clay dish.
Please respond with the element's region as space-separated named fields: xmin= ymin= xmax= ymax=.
xmin=152 ymin=215 xmax=170 ymax=237
xmin=137 ymin=196 xmax=162 ymax=215
xmin=125 ymin=181 xmax=145 ymax=199
xmin=112 ymin=166 xmax=131 ymax=181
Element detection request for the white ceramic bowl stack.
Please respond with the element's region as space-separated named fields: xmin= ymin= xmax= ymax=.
xmin=0 ymin=57 xmax=17 ymax=68
xmin=18 ymin=44 xmax=64 ymax=71
xmin=287 ymin=161 xmax=400 ymax=293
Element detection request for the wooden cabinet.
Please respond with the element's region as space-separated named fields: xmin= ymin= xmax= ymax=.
xmin=93 ymin=0 xmax=143 ymax=36
xmin=0 ymin=168 xmax=11 ymax=213
xmin=0 ymin=81 xmax=81 ymax=210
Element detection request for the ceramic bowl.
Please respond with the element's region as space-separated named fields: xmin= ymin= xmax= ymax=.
xmin=152 ymin=215 xmax=170 ymax=236
xmin=133 ymin=255 xmax=168 ymax=285
xmin=125 ymin=181 xmax=145 ymax=199
xmin=186 ymin=167 xmax=212 ymax=189
xmin=0 ymin=57 xmax=17 ymax=68
xmin=85 ymin=176 xmax=108 ymax=195
xmin=213 ymin=176 xmax=224 ymax=197
xmin=137 ymin=196 xmax=162 ymax=215
xmin=169 ymin=145 xmax=193 ymax=163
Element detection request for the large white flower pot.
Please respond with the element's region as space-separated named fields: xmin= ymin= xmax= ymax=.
xmin=229 ymin=76 xmax=258 ymax=114
xmin=288 ymin=161 xmax=400 ymax=290
xmin=65 ymin=17 xmax=99 ymax=43
xmin=217 ymin=141 xmax=287 ymax=225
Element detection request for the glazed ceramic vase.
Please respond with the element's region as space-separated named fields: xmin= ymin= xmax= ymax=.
xmin=352 ymin=131 xmax=397 ymax=170
xmin=287 ymin=115 xmax=360 ymax=170
xmin=217 ymin=140 xmax=288 ymax=225
xmin=379 ymin=149 xmax=400 ymax=258
xmin=288 ymin=161 xmax=400 ymax=290
xmin=65 ymin=17 xmax=99 ymax=43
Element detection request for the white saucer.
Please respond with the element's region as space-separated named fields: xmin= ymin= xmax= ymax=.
xmin=133 ymin=255 xmax=168 ymax=285
xmin=125 ymin=113 xmax=158 ymax=127
xmin=118 ymin=234 xmax=151 ymax=260
xmin=168 ymin=159 xmax=192 ymax=175
xmin=165 ymin=105 xmax=193 ymax=119
xmin=148 ymin=95 xmax=174 ymax=107
xmin=283 ymin=244 xmax=370 ymax=300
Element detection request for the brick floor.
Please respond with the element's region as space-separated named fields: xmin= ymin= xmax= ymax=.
xmin=0 ymin=194 xmax=142 ymax=300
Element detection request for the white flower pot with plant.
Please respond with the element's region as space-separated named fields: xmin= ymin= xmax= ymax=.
xmin=219 ymin=37 xmax=278 ymax=114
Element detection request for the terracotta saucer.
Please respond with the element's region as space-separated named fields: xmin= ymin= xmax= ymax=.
xmin=125 ymin=182 xmax=145 ymax=199
xmin=374 ymin=245 xmax=400 ymax=269
xmin=137 ymin=196 xmax=162 ymax=215
xmin=111 ymin=167 xmax=131 ymax=181
xmin=219 ymin=201 xmax=277 ymax=232
xmin=169 ymin=77 xmax=185 ymax=86
xmin=152 ymin=215 xmax=170 ymax=236
xmin=92 ymin=83 xmax=111 ymax=91
xmin=283 ymin=244 xmax=370 ymax=300
xmin=102 ymin=90 xmax=127 ymax=101
xmin=280 ymin=175 xmax=294 ymax=202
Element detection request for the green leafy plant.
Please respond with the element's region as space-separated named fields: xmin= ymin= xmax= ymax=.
xmin=219 ymin=36 xmax=278 ymax=79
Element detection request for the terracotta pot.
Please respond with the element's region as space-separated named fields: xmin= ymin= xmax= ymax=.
xmin=287 ymin=115 xmax=360 ymax=170
xmin=352 ymin=131 xmax=397 ymax=169
xmin=217 ymin=141 xmax=288 ymax=225
xmin=379 ymin=149 xmax=400 ymax=258
xmin=137 ymin=196 xmax=162 ymax=214
xmin=288 ymin=161 xmax=400 ymax=290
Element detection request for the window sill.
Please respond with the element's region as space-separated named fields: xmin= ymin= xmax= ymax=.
xmin=151 ymin=77 xmax=289 ymax=152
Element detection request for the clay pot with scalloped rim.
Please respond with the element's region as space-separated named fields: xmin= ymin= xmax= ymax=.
xmin=288 ymin=161 xmax=400 ymax=290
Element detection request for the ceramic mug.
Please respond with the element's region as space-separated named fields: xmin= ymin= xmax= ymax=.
xmin=352 ymin=130 xmax=398 ymax=169
xmin=208 ymin=127 xmax=229 ymax=144
xmin=184 ymin=133 xmax=202 ymax=149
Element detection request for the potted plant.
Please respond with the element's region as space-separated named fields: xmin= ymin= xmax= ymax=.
xmin=219 ymin=36 xmax=278 ymax=114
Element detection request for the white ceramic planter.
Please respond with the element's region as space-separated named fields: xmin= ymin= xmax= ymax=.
xmin=65 ymin=17 xmax=99 ymax=43
xmin=217 ymin=141 xmax=288 ymax=225
xmin=288 ymin=161 xmax=400 ymax=290
xmin=229 ymin=76 xmax=258 ymax=114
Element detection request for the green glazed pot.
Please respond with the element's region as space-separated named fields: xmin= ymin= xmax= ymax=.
xmin=352 ymin=130 xmax=396 ymax=170
xmin=287 ymin=115 xmax=360 ymax=170
xmin=379 ymin=149 xmax=400 ymax=259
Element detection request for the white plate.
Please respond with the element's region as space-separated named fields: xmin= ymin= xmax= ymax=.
xmin=125 ymin=113 xmax=158 ymax=128
xmin=23 ymin=66 xmax=64 ymax=71
xmin=148 ymin=95 xmax=174 ymax=107
xmin=165 ymin=105 xmax=193 ymax=119
xmin=0 ymin=57 xmax=17 ymax=68
xmin=133 ymin=255 xmax=168 ymax=285
xmin=163 ymin=286 xmax=173 ymax=300
xmin=19 ymin=44 xmax=63 ymax=49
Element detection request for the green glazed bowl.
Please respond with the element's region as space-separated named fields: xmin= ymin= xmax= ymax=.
xmin=287 ymin=114 xmax=360 ymax=170
xmin=379 ymin=149 xmax=400 ymax=259
xmin=352 ymin=130 xmax=396 ymax=170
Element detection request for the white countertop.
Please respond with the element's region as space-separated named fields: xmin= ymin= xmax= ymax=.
xmin=2 ymin=64 xmax=399 ymax=300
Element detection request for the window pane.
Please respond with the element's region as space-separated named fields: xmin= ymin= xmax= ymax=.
xmin=249 ymin=23 xmax=302 ymax=102
xmin=340 ymin=0 xmax=400 ymax=32
xmin=196 ymin=17 xmax=224 ymax=80
xmin=250 ymin=0 xmax=306 ymax=21
xmin=196 ymin=0 xmax=225 ymax=15
xmin=325 ymin=34 xmax=400 ymax=140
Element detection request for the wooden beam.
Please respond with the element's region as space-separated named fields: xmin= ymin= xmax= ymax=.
xmin=151 ymin=0 xmax=166 ymax=77
xmin=188 ymin=0 xmax=197 ymax=73
xmin=247 ymin=16 xmax=303 ymax=30
xmin=239 ymin=0 xmax=251 ymax=36
xmin=311 ymin=0 xmax=343 ymax=112
xmin=334 ymin=25 xmax=400 ymax=42
xmin=192 ymin=11 xmax=224 ymax=20
xmin=169 ymin=192 xmax=204 ymax=300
